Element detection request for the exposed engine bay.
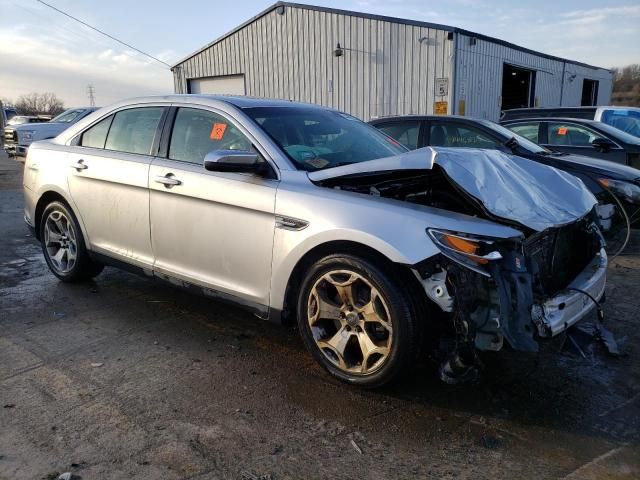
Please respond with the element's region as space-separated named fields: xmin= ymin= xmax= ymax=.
xmin=313 ymin=156 xmax=607 ymax=383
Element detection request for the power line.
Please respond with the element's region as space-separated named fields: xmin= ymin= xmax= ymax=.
xmin=35 ymin=0 xmax=172 ymax=68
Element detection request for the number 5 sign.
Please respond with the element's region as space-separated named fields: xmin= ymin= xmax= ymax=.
xmin=436 ymin=78 xmax=449 ymax=97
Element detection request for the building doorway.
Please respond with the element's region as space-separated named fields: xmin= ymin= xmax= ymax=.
xmin=581 ymin=79 xmax=599 ymax=106
xmin=501 ymin=64 xmax=536 ymax=111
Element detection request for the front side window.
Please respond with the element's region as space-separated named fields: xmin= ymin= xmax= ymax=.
xmin=506 ymin=123 xmax=540 ymax=143
xmin=546 ymin=123 xmax=599 ymax=146
xmin=80 ymin=115 xmax=113 ymax=149
xmin=429 ymin=123 xmax=500 ymax=149
xmin=169 ymin=108 xmax=252 ymax=164
xmin=105 ymin=107 xmax=164 ymax=155
xmin=243 ymin=106 xmax=405 ymax=171
xmin=376 ymin=121 xmax=421 ymax=149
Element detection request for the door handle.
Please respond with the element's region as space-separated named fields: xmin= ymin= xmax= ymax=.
xmin=71 ymin=159 xmax=88 ymax=171
xmin=154 ymin=174 xmax=182 ymax=187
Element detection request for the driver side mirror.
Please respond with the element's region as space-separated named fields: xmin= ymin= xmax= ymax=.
xmin=591 ymin=137 xmax=615 ymax=153
xmin=203 ymin=150 xmax=266 ymax=175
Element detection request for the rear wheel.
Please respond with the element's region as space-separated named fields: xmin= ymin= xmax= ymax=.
xmin=40 ymin=201 xmax=103 ymax=282
xmin=297 ymin=254 xmax=422 ymax=387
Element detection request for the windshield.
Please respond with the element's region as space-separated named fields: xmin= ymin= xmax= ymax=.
xmin=242 ymin=106 xmax=406 ymax=171
xmin=51 ymin=109 xmax=86 ymax=124
xmin=593 ymin=121 xmax=640 ymax=145
xmin=7 ymin=116 xmax=28 ymax=125
xmin=482 ymin=120 xmax=551 ymax=153
xmin=599 ymin=110 xmax=640 ymax=141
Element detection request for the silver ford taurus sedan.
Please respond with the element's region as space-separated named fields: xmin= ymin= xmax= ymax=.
xmin=23 ymin=95 xmax=607 ymax=387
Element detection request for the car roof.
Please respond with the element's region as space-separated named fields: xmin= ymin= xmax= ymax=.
xmin=502 ymin=117 xmax=602 ymax=125
xmin=109 ymin=94 xmax=332 ymax=111
xmin=370 ymin=115 xmax=473 ymax=122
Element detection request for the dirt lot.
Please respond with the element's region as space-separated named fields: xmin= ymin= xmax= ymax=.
xmin=1 ymin=150 xmax=639 ymax=479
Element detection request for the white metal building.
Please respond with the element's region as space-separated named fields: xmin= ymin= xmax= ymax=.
xmin=172 ymin=2 xmax=613 ymax=121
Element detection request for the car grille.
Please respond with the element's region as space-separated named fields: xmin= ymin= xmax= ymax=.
xmin=4 ymin=128 xmax=17 ymax=145
xmin=524 ymin=221 xmax=598 ymax=295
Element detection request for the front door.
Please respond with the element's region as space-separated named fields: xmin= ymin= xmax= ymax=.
xmin=542 ymin=121 xmax=628 ymax=164
xmin=67 ymin=106 xmax=166 ymax=267
xmin=149 ymin=106 xmax=278 ymax=309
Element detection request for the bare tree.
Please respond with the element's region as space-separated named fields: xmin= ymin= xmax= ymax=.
xmin=15 ymin=92 xmax=65 ymax=116
xmin=612 ymin=64 xmax=640 ymax=107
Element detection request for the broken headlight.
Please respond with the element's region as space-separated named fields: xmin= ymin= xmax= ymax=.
xmin=427 ymin=229 xmax=503 ymax=277
xmin=597 ymin=178 xmax=640 ymax=204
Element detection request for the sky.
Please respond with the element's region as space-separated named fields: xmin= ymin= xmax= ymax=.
xmin=0 ymin=0 xmax=638 ymax=107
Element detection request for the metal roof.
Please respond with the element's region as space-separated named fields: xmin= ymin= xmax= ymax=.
xmin=172 ymin=1 xmax=610 ymax=72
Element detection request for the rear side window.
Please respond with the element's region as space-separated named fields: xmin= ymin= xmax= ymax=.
xmin=105 ymin=107 xmax=164 ymax=155
xmin=376 ymin=121 xmax=421 ymax=149
xmin=507 ymin=123 xmax=540 ymax=143
xmin=80 ymin=115 xmax=113 ymax=149
xmin=169 ymin=108 xmax=252 ymax=164
xmin=547 ymin=123 xmax=598 ymax=146
xmin=430 ymin=123 xmax=499 ymax=149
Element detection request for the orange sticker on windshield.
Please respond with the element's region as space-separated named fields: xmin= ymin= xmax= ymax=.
xmin=210 ymin=123 xmax=227 ymax=140
xmin=557 ymin=127 xmax=568 ymax=135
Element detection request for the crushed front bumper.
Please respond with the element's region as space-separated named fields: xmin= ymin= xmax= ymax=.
xmin=533 ymin=248 xmax=607 ymax=337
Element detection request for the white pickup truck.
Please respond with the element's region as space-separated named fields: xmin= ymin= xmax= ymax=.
xmin=4 ymin=107 xmax=97 ymax=157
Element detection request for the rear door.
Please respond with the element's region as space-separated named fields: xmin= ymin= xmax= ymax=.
xmin=542 ymin=121 xmax=627 ymax=164
xmin=148 ymin=106 xmax=278 ymax=309
xmin=67 ymin=105 xmax=167 ymax=267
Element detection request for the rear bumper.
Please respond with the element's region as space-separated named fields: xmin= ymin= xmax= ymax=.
xmin=533 ymin=248 xmax=607 ymax=337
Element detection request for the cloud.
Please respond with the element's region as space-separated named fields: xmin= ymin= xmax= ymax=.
xmin=0 ymin=0 xmax=176 ymax=107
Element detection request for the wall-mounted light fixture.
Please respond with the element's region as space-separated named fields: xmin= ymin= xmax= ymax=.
xmin=334 ymin=43 xmax=344 ymax=57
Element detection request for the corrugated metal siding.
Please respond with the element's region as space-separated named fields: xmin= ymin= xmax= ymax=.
xmin=173 ymin=5 xmax=453 ymax=120
xmin=454 ymin=34 xmax=613 ymax=121
xmin=560 ymin=64 xmax=613 ymax=106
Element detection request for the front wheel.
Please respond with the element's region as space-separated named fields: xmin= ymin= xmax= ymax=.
xmin=40 ymin=201 xmax=103 ymax=282
xmin=297 ymin=254 xmax=422 ymax=388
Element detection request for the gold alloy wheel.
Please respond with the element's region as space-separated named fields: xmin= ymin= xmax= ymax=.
xmin=307 ymin=270 xmax=393 ymax=375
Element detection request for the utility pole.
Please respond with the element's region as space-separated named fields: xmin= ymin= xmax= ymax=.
xmin=87 ymin=84 xmax=96 ymax=107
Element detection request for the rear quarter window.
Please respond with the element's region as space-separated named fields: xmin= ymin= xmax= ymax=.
xmin=104 ymin=107 xmax=164 ymax=155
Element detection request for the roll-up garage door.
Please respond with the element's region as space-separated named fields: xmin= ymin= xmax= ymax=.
xmin=188 ymin=75 xmax=246 ymax=95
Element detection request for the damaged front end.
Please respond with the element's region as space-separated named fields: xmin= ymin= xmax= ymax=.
xmin=413 ymin=217 xmax=607 ymax=383
xmin=310 ymin=147 xmax=610 ymax=382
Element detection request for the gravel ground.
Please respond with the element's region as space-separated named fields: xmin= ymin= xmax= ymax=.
xmin=0 ymin=150 xmax=639 ymax=479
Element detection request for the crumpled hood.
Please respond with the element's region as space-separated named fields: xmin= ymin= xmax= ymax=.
xmin=308 ymin=147 xmax=598 ymax=232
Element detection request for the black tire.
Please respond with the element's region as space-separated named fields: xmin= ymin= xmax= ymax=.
xmin=40 ymin=200 xmax=103 ymax=282
xmin=297 ymin=253 xmax=422 ymax=388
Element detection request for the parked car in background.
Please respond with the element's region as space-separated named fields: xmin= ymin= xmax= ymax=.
xmin=5 ymin=107 xmax=97 ymax=157
xmin=24 ymin=95 xmax=607 ymax=386
xmin=7 ymin=115 xmax=50 ymax=126
xmin=1 ymin=104 xmax=17 ymax=132
xmin=3 ymin=106 xmax=18 ymax=122
xmin=370 ymin=115 xmax=640 ymax=230
xmin=501 ymin=106 xmax=640 ymax=138
xmin=500 ymin=117 xmax=640 ymax=168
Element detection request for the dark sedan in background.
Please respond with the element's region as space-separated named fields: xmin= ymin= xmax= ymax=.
xmin=500 ymin=117 xmax=640 ymax=168
xmin=370 ymin=115 xmax=640 ymax=229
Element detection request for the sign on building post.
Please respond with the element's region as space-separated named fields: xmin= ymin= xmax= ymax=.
xmin=436 ymin=78 xmax=449 ymax=97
